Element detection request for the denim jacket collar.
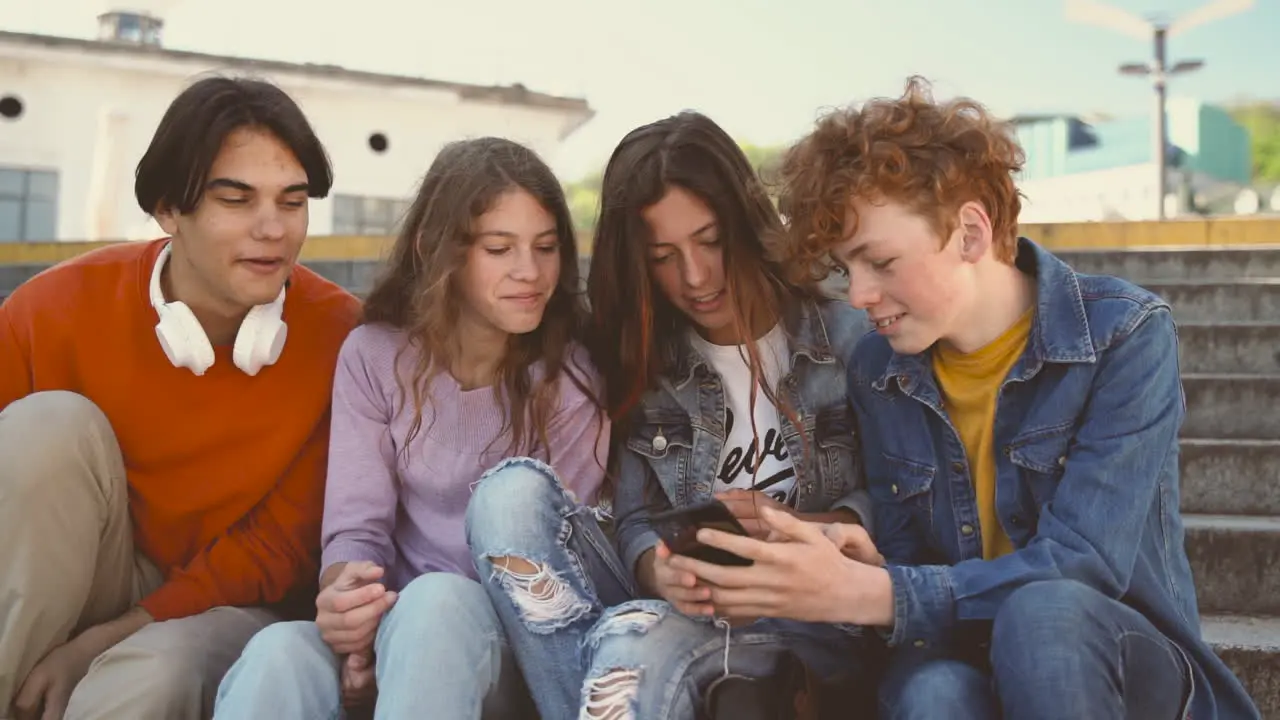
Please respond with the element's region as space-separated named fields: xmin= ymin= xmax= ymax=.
xmin=876 ymin=237 xmax=1099 ymax=393
xmin=666 ymin=295 xmax=837 ymax=391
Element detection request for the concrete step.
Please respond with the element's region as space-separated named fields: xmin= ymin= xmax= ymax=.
xmin=812 ymin=274 xmax=1280 ymax=325
xmin=1181 ymin=374 xmax=1280 ymax=441
xmin=0 ymin=263 xmax=45 ymax=298
xmin=1186 ymin=515 xmax=1280 ymax=617
xmin=1055 ymin=246 xmax=1280 ymax=283
xmin=1178 ymin=323 xmax=1280 ymax=375
xmin=1203 ymin=614 xmax=1280 ymax=719
xmin=0 ymin=260 xmax=381 ymax=303
xmin=1145 ymin=279 xmax=1280 ymax=324
xmin=302 ymin=260 xmax=384 ymax=293
xmin=1182 ymin=440 xmax=1280 ymax=517
xmin=11 ymin=257 xmax=1280 ymax=322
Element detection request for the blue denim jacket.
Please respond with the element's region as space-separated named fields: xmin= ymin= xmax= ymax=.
xmin=846 ymin=238 xmax=1258 ymax=719
xmin=614 ymin=296 xmax=875 ymax=576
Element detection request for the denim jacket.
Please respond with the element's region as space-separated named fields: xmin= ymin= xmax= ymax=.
xmin=847 ymin=238 xmax=1259 ymax=720
xmin=613 ymin=296 xmax=875 ymax=576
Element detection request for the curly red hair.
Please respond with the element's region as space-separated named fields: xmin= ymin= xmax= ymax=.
xmin=775 ymin=76 xmax=1026 ymax=282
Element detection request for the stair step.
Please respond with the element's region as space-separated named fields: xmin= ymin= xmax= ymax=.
xmin=1181 ymin=439 xmax=1280 ymax=516
xmin=1186 ymin=515 xmax=1280 ymax=617
xmin=1176 ymin=323 xmax=1280 ymax=375
xmin=1144 ymin=279 xmax=1280 ymax=324
xmin=1054 ymin=245 xmax=1280 ymax=282
xmin=0 ymin=263 xmax=47 ymax=296
xmin=1203 ymin=614 xmax=1280 ymax=718
xmin=1181 ymin=374 xmax=1280 ymax=441
xmin=811 ymin=275 xmax=1280 ymax=325
xmin=301 ymin=259 xmax=384 ymax=293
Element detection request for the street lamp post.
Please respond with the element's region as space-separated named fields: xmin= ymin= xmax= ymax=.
xmin=1065 ymin=0 xmax=1254 ymax=220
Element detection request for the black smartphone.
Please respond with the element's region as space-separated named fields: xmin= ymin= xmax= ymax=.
xmin=650 ymin=499 xmax=754 ymax=567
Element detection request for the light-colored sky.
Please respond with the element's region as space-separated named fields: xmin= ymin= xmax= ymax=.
xmin=4 ymin=0 xmax=1278 ymax=181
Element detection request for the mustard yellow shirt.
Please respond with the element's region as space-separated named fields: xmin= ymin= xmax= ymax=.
xmin=931 ymin=307 xmax=1034 ymax=560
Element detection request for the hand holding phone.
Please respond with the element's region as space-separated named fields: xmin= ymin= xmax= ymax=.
xmin=639 ymin=541 xmax=715 ymax=616
xmin=651 ymin=499 xmax=754 ymax=567
xmin=715 ymin=489 xmax=791 ymax=539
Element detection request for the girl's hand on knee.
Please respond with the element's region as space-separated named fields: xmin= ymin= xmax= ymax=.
xmin=341 ymin=649 xmax=377 ymax=708
xmin=316 ymin=561 xmax=398 ymax=655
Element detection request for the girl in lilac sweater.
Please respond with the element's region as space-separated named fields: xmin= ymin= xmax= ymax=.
xmin=214 ymin=137 xmax=611 ymax=720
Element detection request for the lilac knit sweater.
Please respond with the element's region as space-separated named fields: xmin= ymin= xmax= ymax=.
xmin=319 ymin=323 xmax=610 ymax=591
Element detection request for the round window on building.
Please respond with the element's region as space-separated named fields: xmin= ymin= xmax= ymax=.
xmin=368 ymin=132 xmax=389 ymax=154
xmin=0 ymin=95 xmax=24 ymax=120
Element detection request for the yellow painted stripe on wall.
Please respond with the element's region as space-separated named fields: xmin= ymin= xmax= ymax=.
xmin=0 ymin=235 xmax=398 ymax=264
xmin=1019 ymin=218 xmax=1280 ymax=250
xmin=4 ymin=218 xmax=1280 ymax=264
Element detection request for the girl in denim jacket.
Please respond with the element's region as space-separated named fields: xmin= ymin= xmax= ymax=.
xmin=466 ymin=111 xmax=877 ymax=719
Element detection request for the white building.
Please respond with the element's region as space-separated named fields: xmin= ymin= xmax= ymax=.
xmin=0 ymin=6 xmax=594 ymax=242
xmin=1011 ymin=100 xmax=1253 ymax=224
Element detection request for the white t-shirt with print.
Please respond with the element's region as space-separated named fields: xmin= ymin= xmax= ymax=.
xmin=688 ymin=324 xmax=798 ymax=507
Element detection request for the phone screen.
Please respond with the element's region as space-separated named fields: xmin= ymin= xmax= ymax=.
xmin=652 ymin=500 xmax=754 ymax=567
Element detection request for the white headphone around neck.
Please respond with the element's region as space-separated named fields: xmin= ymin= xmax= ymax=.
xmin=149 ymin=242 xmax=289 ymax=377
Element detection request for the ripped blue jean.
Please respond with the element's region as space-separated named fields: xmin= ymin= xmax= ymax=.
xmin=466 ymin=458 xmax=635 ymax=719
xmin=465 ymin=458 xmax=869 ymax=719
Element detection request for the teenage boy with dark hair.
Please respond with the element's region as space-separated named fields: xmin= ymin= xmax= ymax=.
xmin=0 ymin=76 xmax=362 ymax=719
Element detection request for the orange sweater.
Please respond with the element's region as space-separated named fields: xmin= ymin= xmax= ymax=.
xmin=0 ymin=239 xmax=361 ymax=621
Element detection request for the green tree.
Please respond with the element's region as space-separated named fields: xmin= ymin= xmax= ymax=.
xmin=563 ymin=171 xmax=601 ymax=253
xmin=565 ymin=171 xmax=601 ymax=227
xmin=560 ymin=139 xmax=788 ymax=247
xmin=1229 ymin=103 xmax=1280 ymax=182
xmin=739 ymin=142 xmax=785 ymax=182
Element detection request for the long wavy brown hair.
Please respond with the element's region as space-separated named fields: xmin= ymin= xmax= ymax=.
xmin=587 ymin=111 xmax=822 ymax=434
xmin=362 ymin=137 xmax=602 ymax=468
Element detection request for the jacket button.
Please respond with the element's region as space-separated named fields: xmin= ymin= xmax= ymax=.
xmin=951 ymin=461 xmax=964 ymax=474
xmin=1057 ymin=456 xmax=1066 ymax=467
xmin=961 ymin=524 xmax=975 ymax=536
xmin=891 ymin=484 xmax=899 ymax=495
xmin=913 ymin=639 xmax=926 ymax=648
xmin=652 ymin=433 xmax=668 ymax=453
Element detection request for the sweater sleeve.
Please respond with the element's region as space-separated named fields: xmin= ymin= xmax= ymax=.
xmin=0 ymin=301 xmax=34 ymax=412
xmin=545 ymin=351 xmax=611 ymax=506
xmin=137 ymin=409 xmax=333 ymax=621
xmin=318 ymin=329 xmax=401 ymax=575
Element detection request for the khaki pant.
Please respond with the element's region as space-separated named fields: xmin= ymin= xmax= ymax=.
xmin=0 ymin=391 xmax=278 ymax=720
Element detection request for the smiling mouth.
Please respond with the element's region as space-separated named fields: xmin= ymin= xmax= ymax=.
xmin=688 ymin=290 xmax=724 ymax=309
xmin=874 ymin=313 xmax=905 ymax=329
